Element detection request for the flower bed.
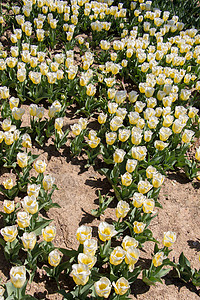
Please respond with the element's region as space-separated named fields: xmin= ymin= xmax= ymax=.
xmin=0 ymin=0 xmax=199 ymax=299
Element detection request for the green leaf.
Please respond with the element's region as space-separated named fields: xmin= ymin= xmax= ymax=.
xmin=44 ymin=202 xmax=61 ymax=211
xmin=5 ymin=281 xmax=15 ymax=297
xmin=103 ymin=157 xmax=114 ymax=165
xmin=32 ymin=217 xmax=53 ymax=236
xmin=0 ymin=238 xmax=6 ymax=247
xmin=155 ymin=268 xmax=171 ymax=278
xmin=55 ymin=261 xmax=71 ymax=276
xmin=79 ymin=281 xmax=93 ymax=297
xmin=179 ymin=252 xmax=191 ymax=268
xmin=58 ymin=248 xmax=77 ymax=258
xmin=43 ymin=266 xmax=53 ymax=277
xmin=142 ymin=275 xmax=156 ymax=286
xmin=103 ymin=239 xmax=111 ymax=256
xmin=58 ymin=290 xmax=74 ymax=299
xmin=23 ymin=296 xmax=38 ymax=299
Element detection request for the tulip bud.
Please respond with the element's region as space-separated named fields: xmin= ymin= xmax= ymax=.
xmin=125 ymin=246 xmax=140 ymax=272
xmin=98 ymin=221 xmax=117 ymax=242
xmin=21 ymin=232 xmax=36 ymax=250
xmin=42 ymin=225 xmax=56 ymax=242
xmin=48 ymin=249 xmax=62 ymax=267
xmin=162 ymin=231 xmax=176 ymax=247
xmin=34 ymin=159 xmax=47 ymax=173
xmin=78 ymin=253 xmax=97 ymax=269
xmin=10 ymin=266 xmax=26 ymax=288
xmin=115 ymin=200 xmax=130 ymax=218
xmin=133 ymin=221 xmax=146 ymax=234
xmin=110 ymin=246 xmax=125 ymax=265
xmin=94 ymin=277 xmax=111 ymax=298
xmin=83 ymin=238 xmax=98 ymax=256
xmin=3 ymin=178 xmax=14 ymax=190
xmin=152 ymin=251 xmax=166 ymax=267
xmin=3 ymin=200 xmax=15 ymax=214
xmin=21 ymin=195 xmax=38 ymax=215
xmin=71 ymin=263 xmax=91 ymax=285
xmin=113 ymin=149 xmax=126 ymax=163
xmin=113 ymin=278 xmax=130 ymax=295
xmin=1 ymin=225 xmax=18 ymax=242
xmin=76 ymin=225 xmax=92 ymax=244
xmin=17 ymin=211 xmax=31 ymax=228
xmin=122 ymin=235 xmax=138 ymax=250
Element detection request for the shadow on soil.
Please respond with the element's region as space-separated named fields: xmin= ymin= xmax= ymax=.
xmin=164 ymin=271 xmax=200 ymax=297
xmin=187 ymin=239 xmax=200 ymax=252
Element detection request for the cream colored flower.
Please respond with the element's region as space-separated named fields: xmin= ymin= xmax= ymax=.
xmin=1 ymin=225 xmax=18 ymax=242
xmin=17 ymin=211 xmax=31 ymax=228
xmin=42 ymin=225 xmax=56 ymax=242
xmin=3 ymin=200 xmax=15 ymax=214
xmin=78 ymin=253 xmax=97 ymax=269
xmin=94 ymin=277 xmax=111 ymax=298
xmin=21 ymin=196 xmax=38 ymax=215
xmin=48 ymin=249 xmax=62 ymax=267
xmin=10 ymin=266 xmax=26 ymax=288
xmin=71 ymin=263 xmax=91 ymax=285
xmin=76 ymin=225 xmax=92 ymax=244
xmin=113 ymin=277 xmax=130 ymax=295
xmin=162 ymin=231 xmax=176 ymax=247
xmin=98 ymin=221 xmax=117 ymax=242
xmin=83 ymin=239 xmax=98 ymax=256
xmin=21 ymin=232 xmax=36 ymax=250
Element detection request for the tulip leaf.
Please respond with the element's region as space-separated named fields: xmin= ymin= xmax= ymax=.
xmin=0 ymin=238 xmax=6 ymax=247
xmin=79 ymin=281 xmax=94 ymax=297
xmin=154 ymin=268 xmax=171 ymax=278
xmin=58 ymin=248 xmax=78 ymax=258
xmin=32 ymin=217 xmax=53 ymax=236
xmin=142 ymin=275 xmax=156 ymax=286
xmin=55 ymin=261 xmax=71 ymax=277
xmin=43 ymin=202 xmax=61 ymax=211
xmin=103 ymin=158 xmax=114 ymax=165
xmin=102 ymin=239 xmax=111 ymax=256
xmin=58 ymin=290 xmax=74 ymax=299
xmin=23 ymin=296 xmax=38 ymax=299
xmin=5 ymin=281 xmax=16 ymax=297
xmin=179 ymin=252 xmax=191 ymax=268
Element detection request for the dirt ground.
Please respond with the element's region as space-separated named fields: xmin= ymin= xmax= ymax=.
xmin=0 ymin=105 xmax=199 ymax=299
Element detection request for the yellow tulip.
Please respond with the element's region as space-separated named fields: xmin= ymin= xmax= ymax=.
xmin=21 ymin=232 xmax=37 ymax=250
xmin=94 ymin=277 xmax=111 ymax=298
xmin=42 ymin=225 xmax=56 ymax=242
xmin=116 ymin=200 xmax=130 ymax=218
xmin=3 ymin=200 xmax=15 ymax=214
xmin=133 ymin=221 xmax=146 ymax=234
xmin=98 ymin=221 xmax=117 ymax=242
xmin=110 ymin=246 xmax=125 ymax=265
xmin=162 ymin=231 xmax=176 ymax=247
xmin=83 ymin=239 xmax=98 ymax=256
xmin=76 ymin=225 xmax=92 ymax=244
xmin=1 ymin=225 xmax=18 ymax=242
xmin=17 ymin=211 xmax=31 ymax=228
xmin=122 ymin=235 xmax=138 ymax=251
xmin=10 ymin=266 xmax=26 ymax=288
xmin=71 ymin=263 xmax=91 ymax=285
xmin=3 ymin=178 xmax=14 ymax=190
xmin=152 ymin=252 xmax=166 ymax=267
xmin=78 ymin=253 xmax=97 ymax=269
xmin=48 ymin=249 xmax=62 ymax=267
xmin=113 ymin=277 xmax=130 ymax=295
xmin=33 ymin=159 xmax=47 ymax=173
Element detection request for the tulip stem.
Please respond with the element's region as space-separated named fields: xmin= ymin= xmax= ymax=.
xmin=16 ymin=288 xmax=20 ymax=299
xmin=77 ymin=285 xmax=81 ymax=297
